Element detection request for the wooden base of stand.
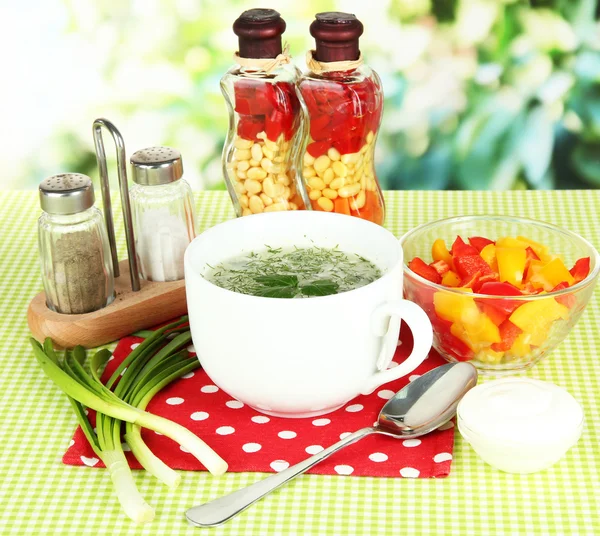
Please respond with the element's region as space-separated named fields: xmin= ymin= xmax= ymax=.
xmin=27 ymin=260 xmax=187 ymax=348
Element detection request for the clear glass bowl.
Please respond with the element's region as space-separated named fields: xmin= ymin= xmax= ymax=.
xmin=400 ymin=215 xmax=600 ymax=374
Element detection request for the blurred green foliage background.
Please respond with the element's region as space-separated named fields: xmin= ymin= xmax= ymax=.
xmin=1 ymin=0 xmax=599 ymax=191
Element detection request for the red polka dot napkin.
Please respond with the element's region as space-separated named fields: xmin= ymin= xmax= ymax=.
xmin=64 ymin=326 xmax=456 ymax=478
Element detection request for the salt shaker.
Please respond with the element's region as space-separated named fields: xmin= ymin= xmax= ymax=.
xmin=37 ymin=173 xmax=115 ymax=314
xmin=129 ymin=147 xmax=196 ymax=282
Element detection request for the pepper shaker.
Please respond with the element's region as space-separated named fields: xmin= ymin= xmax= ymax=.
xmin=37 ymin=173 xmax=115 ymax=314
xmin=129 ymin=147 xmax=197 ymax=282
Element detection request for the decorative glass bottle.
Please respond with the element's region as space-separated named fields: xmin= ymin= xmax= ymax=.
xmin=37 ymin=173 xmax=115 ymax=314
xmin=299 ymin=12 xmax=385 ymax=224
xmin=129 ymin=147 xmax=196 ymax=282
xmin=220 ymin=8 xmax=309 ymax=216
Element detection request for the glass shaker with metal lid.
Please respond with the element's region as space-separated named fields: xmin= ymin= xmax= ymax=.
xmin=129 ymin=146 xmax=197 ymax=282
xmin=37 ymin=173 xmax=115 ymax=314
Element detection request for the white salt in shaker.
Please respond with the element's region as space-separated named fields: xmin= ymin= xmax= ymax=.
xmin=129 ymin=147 xmax=197 ymax=282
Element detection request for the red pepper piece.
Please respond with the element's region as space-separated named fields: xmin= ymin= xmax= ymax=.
xmin=265 ymin=109 xmax=295 ymax=141
xmin=478 ymin=281 xmax=523 ymax=296
xmin=306 ymin=141 xmax=330 ymax=158
xmin=237 ymin=114 xmax=265 ymax=141
xmin=480 ymin=303 xmax=508 ymax=326
xmin=454 ymin=255 xmax=493 ymax=279
xmin=570 ymin=257 xmax=590 ymax=283
xmin=432 ymin=317 xmax=474 ymax=361
xmin=451 ymin=236 xmax=479 ymax=257
xmin=309 ymin=114 xmax=331 ymax=141
xmin=233 ymin=80 xmax=273 ymax=115
xmin=521 ymin=282 xmax=544 ymax=295
xmin=300 ymin=86 xmax=319 ymax=114
xmin=471 ymin=272 xmax=499 ymax=293
xmin=430 ymin=260 xmax=450 ymax=276
xmin=273 ymin=82 xmax=299 ymax=114
xmin=468 ymin=236 xmax=495 ymax=252
xmin=491 ymin=320 xmax=523 ymax=352
xmin=408 ymin=257 xmax=442 ymax=284
xmin=551 ymin=282 xmax=577 ymax=308
xmin=526 ymin=246 xmax=540 ymax=262
xmin=475 ymin=281 xmax=524 ymax=320
xmin=333 ymin=136 xmax=363 ymax=155
xmin=460 ymin=271 xmax=482 ymax=289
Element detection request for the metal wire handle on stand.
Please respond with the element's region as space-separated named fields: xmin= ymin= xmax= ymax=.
xmin=92 ymin=118 xmax=141 ymax=292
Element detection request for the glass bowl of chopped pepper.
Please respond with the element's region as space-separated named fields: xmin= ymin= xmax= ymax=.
xmin=400 ymin=215 xmax=599 ymax=373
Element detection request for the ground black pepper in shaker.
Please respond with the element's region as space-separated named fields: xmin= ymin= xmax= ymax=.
xmin=37 ymin=173 xmax=115 ymax=314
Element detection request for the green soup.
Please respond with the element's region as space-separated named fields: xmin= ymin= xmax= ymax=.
xmin=204 ymin=246 xmax=382 ymax=298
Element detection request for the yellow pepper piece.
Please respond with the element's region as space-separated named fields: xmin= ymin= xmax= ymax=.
xmin=432 ymin=238 xmax=453 ymax=265
xmin=509 ymin=333 xmax=531 ymax=358
xmin=525 ymin=260 xmax=545 ymax=283
xmin=434 ymin=289 xmax=476 ymax=324
xmin=449 ymin=312 xmax=501 ymax=350
xmin=496 ymin=247 xmax=527 ymax=286
xmin=476 ymin=348 xmax=504 ymax=364
xmin=441 ymin=270 xmax=461 ymax=287
xmin=450 ymin=323 xmax=478 ymax=352
xmin=480 ymin=244 xmax=498 ymax=272
xmin=516 ymin=235 xmax=550 ymax=260
xmin=530 ymin=257 xmax=575 ymax=290
xmin=509 ymin=298 xmax=569 ymax=345
xmin=496 ymin=236 xmax=529 ymax=249
xmin=463 ymin=313 xmax=501 ymax=345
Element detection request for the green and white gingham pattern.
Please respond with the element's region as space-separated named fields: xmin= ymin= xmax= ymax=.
xmin=0 ymin=190 xmax=598 ymax=536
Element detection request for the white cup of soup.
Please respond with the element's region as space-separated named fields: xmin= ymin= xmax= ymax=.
xmin=184 ymin=211 xmax=433 ymax=418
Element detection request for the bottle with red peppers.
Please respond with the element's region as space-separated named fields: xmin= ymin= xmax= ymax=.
xmin=299 ymin=12 xmax=385 ymax=224
xmin=221 ymin=9 xmax=309 ymax=216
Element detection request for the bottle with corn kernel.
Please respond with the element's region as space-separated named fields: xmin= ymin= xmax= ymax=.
xmin=220 ymin=8 xmax=309 ymax=217
xmin=299 ymin=12 xmax=385 ymax=224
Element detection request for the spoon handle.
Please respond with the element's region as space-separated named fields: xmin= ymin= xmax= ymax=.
xmin=186 ymin=426 xmax=374 ymax=527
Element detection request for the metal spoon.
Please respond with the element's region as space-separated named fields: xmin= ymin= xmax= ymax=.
xmin=186 ymin=361 xmax=478 ymax=528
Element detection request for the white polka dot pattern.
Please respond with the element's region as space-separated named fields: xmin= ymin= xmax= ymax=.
xmin=335 ymin=465 xmax=354 ymax=475
xmin=270 ymin=460 xmax=289 ymax=472
xmin=400 ymin=467 xmax=421 ymax=478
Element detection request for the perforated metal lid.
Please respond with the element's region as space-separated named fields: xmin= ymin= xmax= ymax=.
xmin=130 ymin=146 xmax=183 ymax=186
xmin=39 ymin=173 xmax=95 ymax=215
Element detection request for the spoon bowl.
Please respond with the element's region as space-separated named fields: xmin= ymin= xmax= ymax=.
xmin=186 ymin=361 xmax=478 ymax=527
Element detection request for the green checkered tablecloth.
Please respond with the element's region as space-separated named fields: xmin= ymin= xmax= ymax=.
xmin=1 ymin=190 xmax=599 ymax=536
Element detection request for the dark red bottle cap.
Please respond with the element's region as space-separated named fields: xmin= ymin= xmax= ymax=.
xmin=310 ymin=12 xmax=363 ymax=62
xmin=233 ymin=9 xmax=286 ymax=59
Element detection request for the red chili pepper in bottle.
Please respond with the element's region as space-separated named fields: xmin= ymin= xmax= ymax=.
xmin=220 ymin=9 xmax=309 ymax=216
xmin=299 ymin=12 xmax=385 ymax=225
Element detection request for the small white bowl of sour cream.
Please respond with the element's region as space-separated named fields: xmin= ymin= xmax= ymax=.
xmin=457 ymin=377 xmax=583 ymax=474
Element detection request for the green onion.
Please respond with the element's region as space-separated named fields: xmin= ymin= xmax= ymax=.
xmin=30 ymin=322 xmax=227 ymax=524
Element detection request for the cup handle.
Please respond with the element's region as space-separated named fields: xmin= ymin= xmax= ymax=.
xmin=360 ymin=300 xmax=433 ymax=395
